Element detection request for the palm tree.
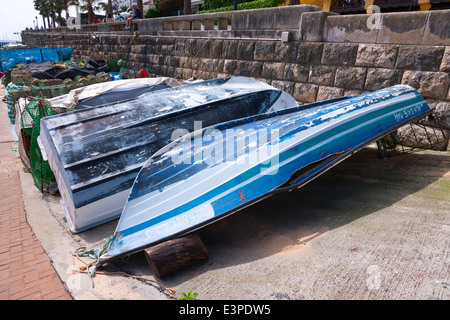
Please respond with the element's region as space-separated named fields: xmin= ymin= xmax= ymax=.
xmin=63 ymin=0 xmax=70 ymax=19
xmin=77 ymin=0 xmax=105 ymax=23
xmin=53 ymin=0 xmax=67 ymax=26
xmin=137 ymin=0 xmax=143 ymax=18
xmin=34 ymin=0 xmax=59 ymax=28
xmin=34 ymin=0 xmax=46 ymax=28
xmin=184 ymin=0 xmax=191 ymax=15
xmin=107 ymin=0 xmax=113 ymax=16
xmin=35 ymin=0 xmax=51 ymax=28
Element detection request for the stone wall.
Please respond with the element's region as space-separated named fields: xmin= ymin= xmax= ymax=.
xmin=21 ymin=7 xmax=450 ymax=134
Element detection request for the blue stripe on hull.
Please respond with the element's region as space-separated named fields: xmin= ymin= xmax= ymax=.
xmin=101 ymin=85 xmax=431 ymax=262
xmin=119 ymin=96 xmax=427 ymax=236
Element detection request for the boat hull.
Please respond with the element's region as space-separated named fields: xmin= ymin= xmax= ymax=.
xmin=100 ymin=85 xmax=431 ymax=263
xmin=40 ymin=77 xmax=298 ymax=232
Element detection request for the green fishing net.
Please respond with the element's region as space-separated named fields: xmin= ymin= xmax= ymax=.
xmin=21 ymin=98 xmax=56 ymax=192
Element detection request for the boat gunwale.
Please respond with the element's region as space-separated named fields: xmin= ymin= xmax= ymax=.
xmin=61 ymin=89 xmax=284 ymax=171
xmin=98 ymin=98 xmax=432 ymax=265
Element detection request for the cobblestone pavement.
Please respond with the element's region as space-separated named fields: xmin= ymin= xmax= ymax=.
xmin=0 ymin=86 xmax=72 ymax=300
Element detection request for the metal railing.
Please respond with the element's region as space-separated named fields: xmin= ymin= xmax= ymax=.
xmin=329 ymin=0 xmax=421 ymax=13
xmin=330 ymin=0 xmax=366 ymax=13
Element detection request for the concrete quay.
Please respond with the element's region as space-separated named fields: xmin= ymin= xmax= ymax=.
xmin=1 ymin=81 xmax=449 ymax=299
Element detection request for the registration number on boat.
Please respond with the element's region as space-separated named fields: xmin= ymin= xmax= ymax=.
xmin=393 ymin=104 xmax=425 ymax=123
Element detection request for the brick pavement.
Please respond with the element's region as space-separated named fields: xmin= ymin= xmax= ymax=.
xmin=0 ymin=86 xmax=72 ymax=300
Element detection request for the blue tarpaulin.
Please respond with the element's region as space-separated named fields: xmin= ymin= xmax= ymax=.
xmin=0 ymin=47 xmax=73 ymax=72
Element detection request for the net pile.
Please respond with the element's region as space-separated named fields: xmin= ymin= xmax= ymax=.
xmin=21 ymin=98 xmax=56 ymax=192
xmin=5 ymin=66 xmax=112 ymax=124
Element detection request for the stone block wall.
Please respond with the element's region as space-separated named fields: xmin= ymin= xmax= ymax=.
xmin=21 ymin=7 xmax=450 ymax=133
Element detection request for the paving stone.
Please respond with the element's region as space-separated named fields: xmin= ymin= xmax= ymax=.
xmin=0 ymin=86 xmax=71 ymax=300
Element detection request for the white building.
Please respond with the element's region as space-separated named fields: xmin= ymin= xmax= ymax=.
xmin=112 ymin=0 xmax=155 ymax=13
xmin=191 ymin=0 xmax=205 ymax=13
xmin=143 ymin=0 xmax=156 ymax=11
xmin=70 ymin=0 xmax=205 ymax=23
xmin=112 ymin=0 xmax=133 ymax=11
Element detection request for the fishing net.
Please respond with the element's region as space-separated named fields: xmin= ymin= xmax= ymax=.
xmin=7 ymin=83 xmax=70 ymax=124
xmin=120 ymin=67 xmax=137 ymax=79
xmin=96 ymin=72 xmax=112 ymax=82
xmin=63 ymin=78 xmax=77 ymax=91
xmin=11 ymin=68 xmax=33 ymax=86
xmin=5 ymin=83 xmax=29 ymax=124
xmin=106 ymin=60 xmax=120 ymax=73
xmin=21 ymin=98 xmax=56 ymax=192
xmin=64 ymin=59 xmax=88 ymax=69
xmin=74 ymin=75 xmax=89 ymax=87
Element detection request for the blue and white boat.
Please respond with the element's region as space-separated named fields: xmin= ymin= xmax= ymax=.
xmin=39 ymin=77 xmax=297 ymax=233
xmin=100 ymin=85 xmax=431 ymax=263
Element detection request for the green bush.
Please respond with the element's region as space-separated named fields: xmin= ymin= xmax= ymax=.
xmin=239 ymin=0 xmax=285 ymax=9
xmin=204 ymin=0 xmax=248 ymax=10
xmin=198 ymin=0 xmax=284 ymax=14
xmin=144 ymin=7 xmax=164 ymax=18
xmin=144 ymin=0 xmax=166 ymax=18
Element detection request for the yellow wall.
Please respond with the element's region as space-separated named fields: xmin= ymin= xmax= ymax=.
xmin=418 ymin=0 xmax=432 ymax=11
xmin=282 ymin=0 xmax=325 ymax=9
xmin=298 ymin=0 xmax=324 ymax=7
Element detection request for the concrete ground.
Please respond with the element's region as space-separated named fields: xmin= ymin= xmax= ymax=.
xmin=1 ymin=85 xmax=449 ymax=300
xmin=21 ymin=143 xmax=450 ymax=300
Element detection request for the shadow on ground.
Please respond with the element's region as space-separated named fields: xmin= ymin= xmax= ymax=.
xmin=95 ymin=146 xmax=448 ymax=289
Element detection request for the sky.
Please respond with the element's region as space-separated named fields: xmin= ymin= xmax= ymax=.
xmin=0 ymin=0 xmax=101 ymax=41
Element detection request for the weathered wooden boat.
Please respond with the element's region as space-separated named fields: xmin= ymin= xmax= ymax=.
xmin=39 ymin=77 xmax=298 ymax=233
xmin=100 ymin=85 xmax=432 ymax=263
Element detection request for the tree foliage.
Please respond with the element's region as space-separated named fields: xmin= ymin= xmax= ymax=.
xmin=203 ymin=0 xmax=255 ymax=10
xmin=199 ymin=0 xmax=284 ymax=13
xmin=144 ymin=0 xmax=183 ymax=17
xmin=158 ymin=0 xmax=183 ymax=15
xmin=78 ymin=0 xmax=106 ymax=23
xmin=144 ymin=0 xmax=163 ymax=18
xmin=34 ymin=0 xmax=70 ymax=27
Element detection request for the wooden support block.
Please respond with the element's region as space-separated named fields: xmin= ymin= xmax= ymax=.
xmin=144 ymin=233 xmax=209 ymax=278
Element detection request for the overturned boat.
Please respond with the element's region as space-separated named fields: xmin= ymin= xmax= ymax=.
xmin=100 ymin=85 xmax=432 ymax=263
xmin=39 ymin=77 xmax=297 ymax=232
